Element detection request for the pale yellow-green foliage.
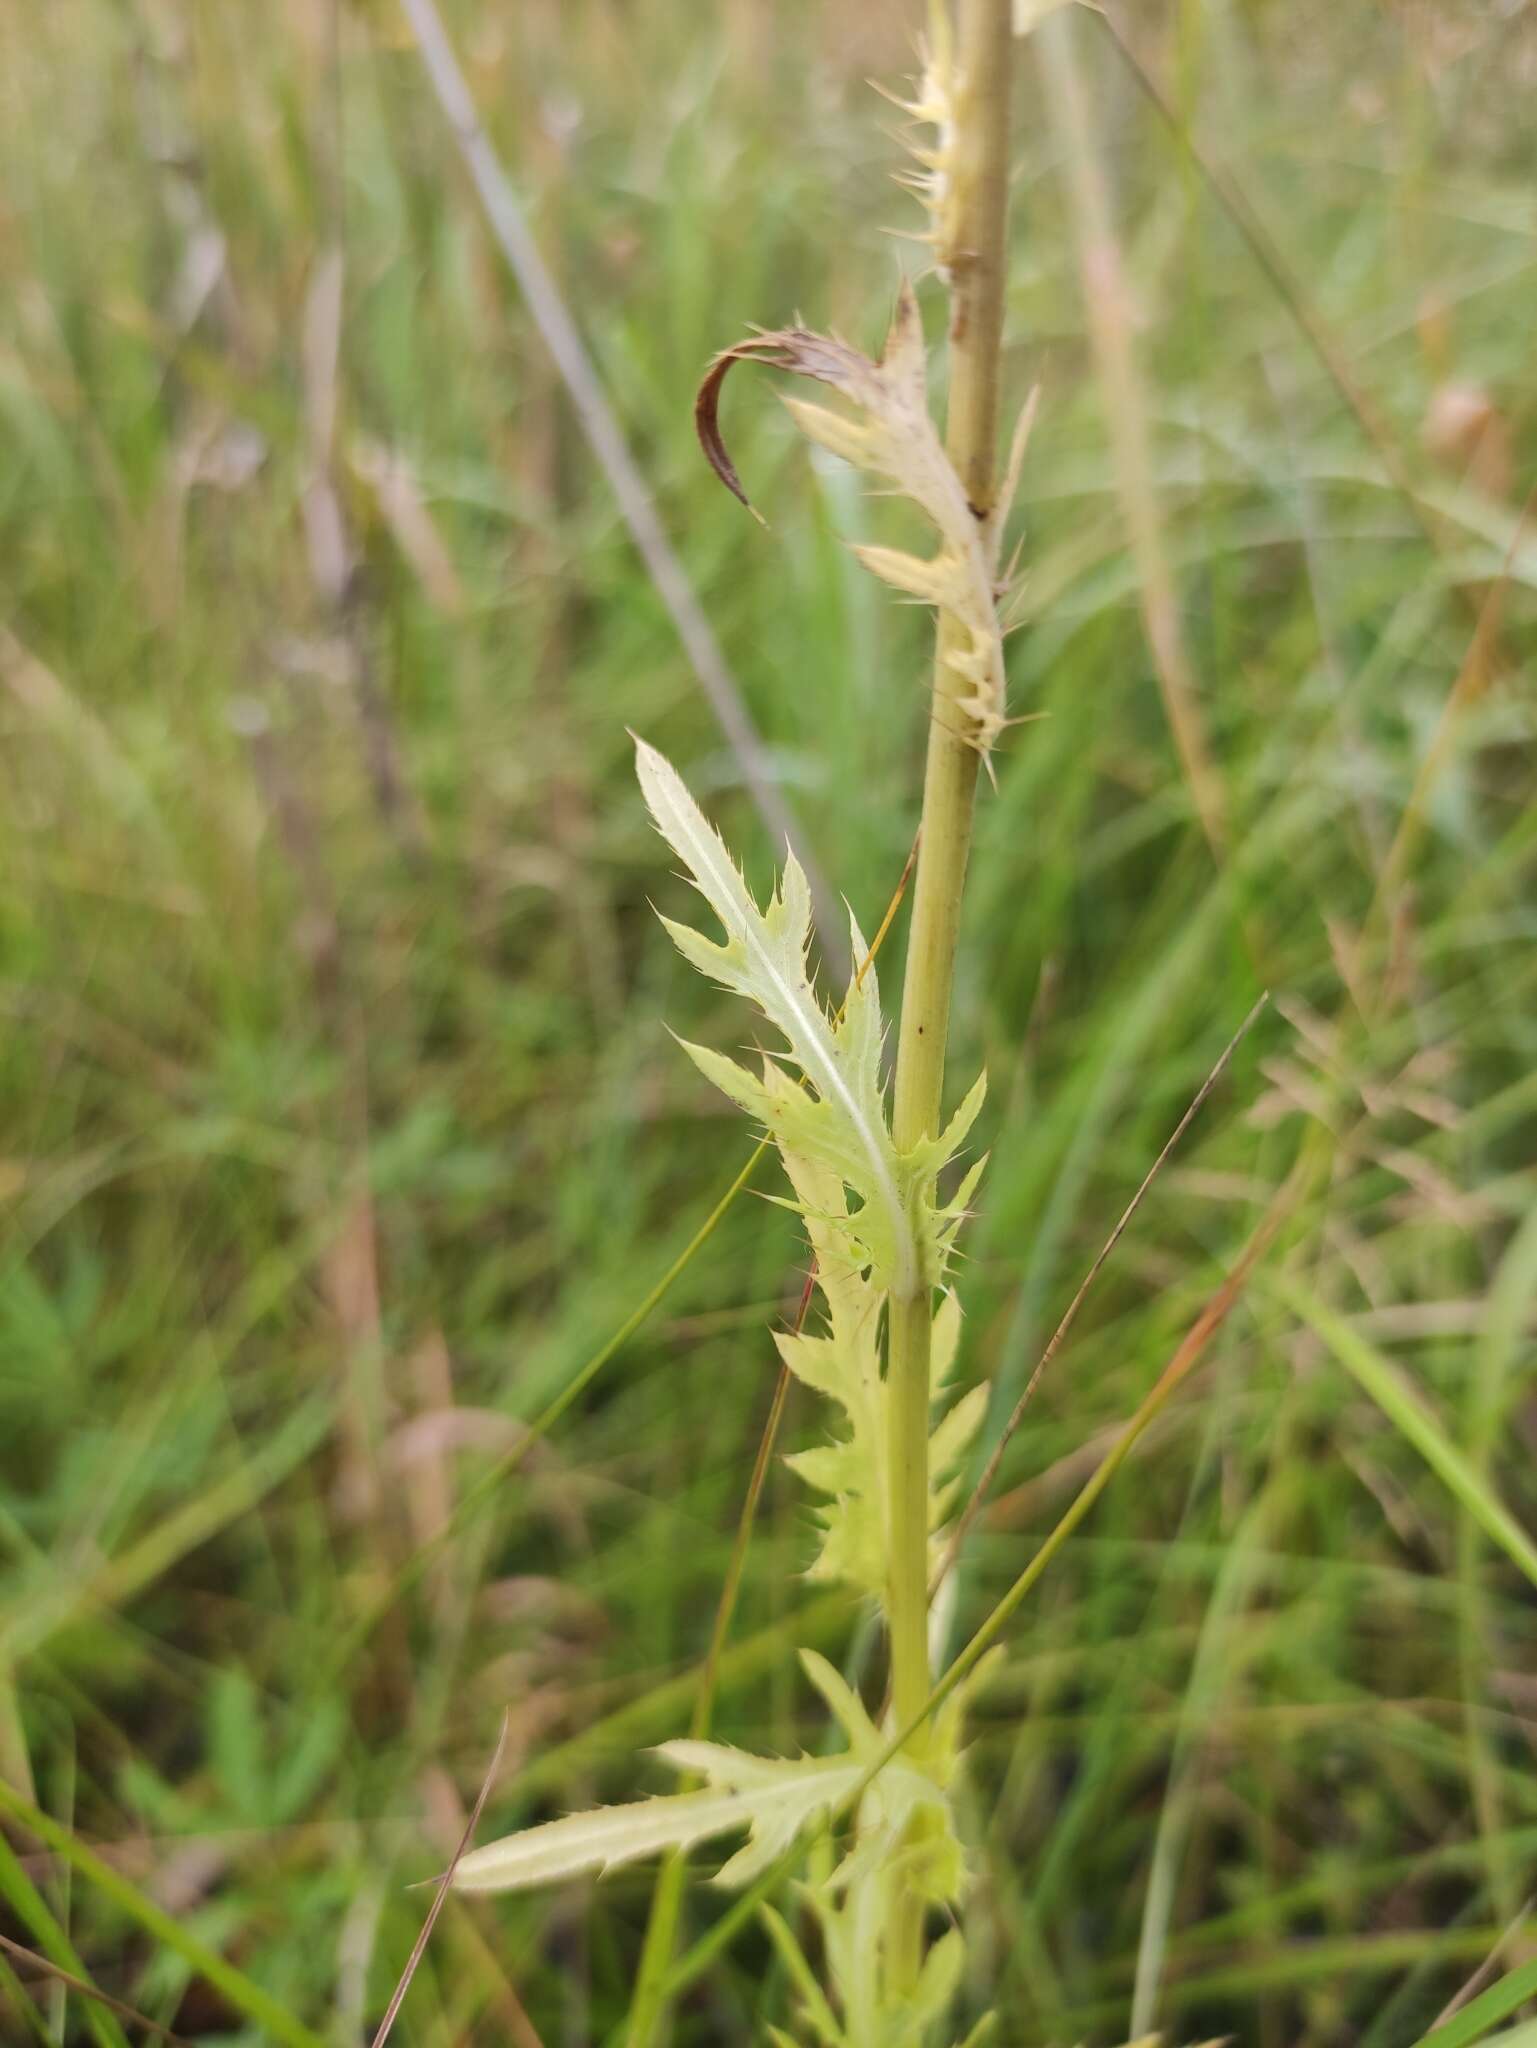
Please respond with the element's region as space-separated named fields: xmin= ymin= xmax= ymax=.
xmin=450 ymin=18 xmax=1029 ymax=2037
xmin=889 ymin=3 xmax=962 ymax=277
xmin=451 ymin=1652 xmax=947 ymax=1900
xmin=636 ymin=736 xmax=986 ymax=1302
xmin=635 ymin=736 xmax=988 ymax=1604
xmin=452 ymin=740 xmax=994 ymax=2044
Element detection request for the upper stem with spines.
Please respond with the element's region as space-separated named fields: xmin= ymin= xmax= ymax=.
xmin=883 ymin=0 xmax=1014 ymax=1992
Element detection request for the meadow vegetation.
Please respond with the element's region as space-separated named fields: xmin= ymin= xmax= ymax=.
xmin=2 ymin=1 xmax=1536 ymax=2041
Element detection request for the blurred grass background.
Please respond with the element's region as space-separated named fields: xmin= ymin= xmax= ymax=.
xmin=3 ymin=0 xmax=1537 ymax=2041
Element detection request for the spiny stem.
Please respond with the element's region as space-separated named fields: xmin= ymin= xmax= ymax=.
xmin=884 ymin=0 xmax=1014 ymax=1989
xmin=653 ymin=1170 xmax=1304 ymax=2019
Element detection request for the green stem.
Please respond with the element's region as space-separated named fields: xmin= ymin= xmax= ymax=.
xmin=884 ymin=0 xmax=1014 ymax=1990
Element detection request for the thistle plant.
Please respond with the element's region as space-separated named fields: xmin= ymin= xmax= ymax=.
xmin=452 ymin=2 xmax=1020 ymax=2037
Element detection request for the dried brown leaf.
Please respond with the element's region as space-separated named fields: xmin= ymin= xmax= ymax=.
xmin=695 ymin=285 xmax=1026 ymax=758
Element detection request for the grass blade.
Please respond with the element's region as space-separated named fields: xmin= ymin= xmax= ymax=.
xmin=332 ymin=1137 xmax=771 ymax=1672
xmin=1037 ymin=7 xmax=1227 ymax=858
xmin=394 ymin=0 xmax=844 ymax=965
xmin=0 ymin=1780 xmax=327 ymax=2048
xmin=1274 ymin=1275 xmax=1537 ymax=1591
xmin=0 ymin=1828 xmax=128 ymax=2048
xmin=940 ymin=992 xmax=1268 ymax=1588
xmin=1412 ymin=1955 xmax=1537 ymax=2048
xmin=0 ymin=1931 xmax=190 ymax=2045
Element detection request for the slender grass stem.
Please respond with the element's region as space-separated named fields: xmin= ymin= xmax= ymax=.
xmin=1037 ymin=7 xmax=1227 ymax=859
xmin=936 ymin=993 xmax=1269 ymax=1593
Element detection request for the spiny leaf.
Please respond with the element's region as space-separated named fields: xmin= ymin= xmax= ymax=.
xmin=779 ymin=1266 xmax=986 ymax=1602
xmin=451 ymin=1727 xmax=956 ymax=1905
xmin=635 ymin=737 xmax=921 ymax=1297
xmin=635 ymin=738 xmax=994 ymax=1611
xmin=880 ymin=5 xmax=961 ymax=273
xmin=638 ymin=739 xmax=989 ymax=1303
xmin=693 ymin=286 xmax=1026 ymax=759
xmin=454 ymin=1752 xmax=871 ymax=1897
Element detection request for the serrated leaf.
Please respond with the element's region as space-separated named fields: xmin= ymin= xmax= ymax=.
xmin=454 ymin=1748 xmax=880 ymax=1897
xmin=636 ymin=741 xmax=993 ymax=1615
xmin=639 ymin=740 xmax=989 ymax=1308
xmin=694 ymin=286 xmax=1021 ymax=759
xmin=782 ymin=1275 xmax=987 ymax=1602
xmin=636 ymin=738 xmax=920 ymax=1297
xmin=785 ymin=1443 xmax=859 ymax=1496
xmin=882 ymin=7 xmax=962 ymax=271
xmin=850 ymin=542 xmax=957 ymax=606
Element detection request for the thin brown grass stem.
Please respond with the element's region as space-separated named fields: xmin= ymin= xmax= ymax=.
xmin=0 ymin=1931 xmax=192 ymax=2046
xmin=1037 ymin=9 xmax=1227 ymax=859
xmin=395 ymin=0 xmax=845 ymax=970
xmin=1095 ymin=19 xmax=1419 ymax=515
xmin=371 ymin=1714 xmax=514 ymax=2048
xmin=937 ymin=990 xmax=1269 ymax=1590
xmin=1376 ymin=479 xmax=1537 ymax=916
xmin=892 ymin=1162 xmax=1303 ymax=1788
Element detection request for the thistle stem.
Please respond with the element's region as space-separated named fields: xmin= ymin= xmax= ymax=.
xmin=884 ymin=0 xmax=1013 ymax=1988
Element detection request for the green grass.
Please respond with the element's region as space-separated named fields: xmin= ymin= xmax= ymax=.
xmin=3 ymin=0 xmax=1537 ymax=2042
